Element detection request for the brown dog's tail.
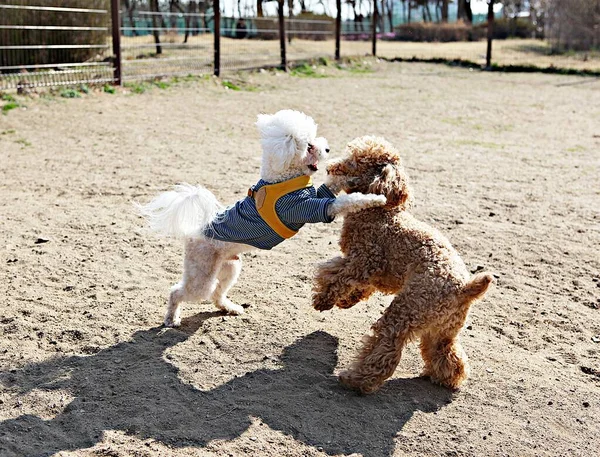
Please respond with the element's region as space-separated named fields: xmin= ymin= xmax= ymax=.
xmin=460 ymin=273 xmax=494 ymax=303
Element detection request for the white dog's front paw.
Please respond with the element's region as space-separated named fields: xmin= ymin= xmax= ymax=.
xmin=367 ymin=194 xmax=387 ymax=206
xmin=164 ymin=314 xmax=181 ymax=328
xmin=215 ymin=299 xmax=245 ymax=316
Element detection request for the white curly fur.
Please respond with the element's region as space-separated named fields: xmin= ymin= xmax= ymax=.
xmin=137 ymin=111 xmax=386 ymax=327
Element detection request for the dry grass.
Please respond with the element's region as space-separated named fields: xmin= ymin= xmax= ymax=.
xmin=119 ymin=35 xmax=600 ymax=77
xmin=376 ymin=39 xmax=600 ymax=70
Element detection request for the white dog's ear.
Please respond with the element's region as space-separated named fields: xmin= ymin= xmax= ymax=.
xmin=273 ymin=135 xmax=299 ymax=171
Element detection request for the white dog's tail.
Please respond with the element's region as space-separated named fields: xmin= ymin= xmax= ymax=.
xmin=135 ymin=183 xmax=223 ymax=239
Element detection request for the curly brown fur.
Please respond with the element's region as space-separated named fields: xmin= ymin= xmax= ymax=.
xmin=314 ymin=136 xmax=493 ymax=394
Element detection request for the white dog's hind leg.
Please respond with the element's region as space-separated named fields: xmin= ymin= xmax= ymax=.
xmin=165 ymin=283 xmax=185 ymax=327
xmin=328 ymin=193 xmax=387 ymax=217
xmin=212 ymin=256 xmax=244 ymax=315
xmin=164 ymin=238 xmax=221 ymax=327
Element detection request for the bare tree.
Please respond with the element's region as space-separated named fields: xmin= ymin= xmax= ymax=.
xmin=123 ymin=0 xmax=139 ymax=36
xmin=385 ymin=0 xmax=394 ymax=32
xmin=441 ymin=0 xmax=448 ymax=22
xmin=457 ymin=0 xmax=473 ymax=22
xmin=150 ymin=0 xmax=162 ymax=54
xmin=546 ymin=0 xmax=600 ymax=51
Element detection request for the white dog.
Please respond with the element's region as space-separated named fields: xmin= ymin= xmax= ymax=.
xmin=137 ymin=110 xmax=386 ymax=327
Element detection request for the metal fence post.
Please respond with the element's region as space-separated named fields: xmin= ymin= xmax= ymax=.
xmin=335 ymin=0 xmax=341 ymax=61
xmin=214 ymin=0 xmax=221 ymax=76
xmin=372 ymin=0 xmax=377 ymax=56
xmin=110 ymin=0 xmax=122 ymax=85
xmin=278 ymin=0 xmax=287 ymax=71
xmin=486 ymin=0 xmax=494 ymax=69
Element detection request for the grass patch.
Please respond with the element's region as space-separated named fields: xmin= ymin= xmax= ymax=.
xmin=16 ymin=138 xmax=31 ymax=147
xmin=291 ymin=63 xmax=328 ymax=78
xmin=1 ymin=93 xmax=20 ymax=114
xmin=454 ymin=139 xmax=503 ymax=149
xmin=172 ymin=74 xmax=211 ymax=84
xmin=1 ymin=129 xmax=16 ymax=135
xmin=221 ymin=78 xmax=258 ymax=91
xmin=2 ymin=102 xmax=19 ymax=114
xmin=318 ymin=56 xmax=331 ymax=66
xmin=152 ymin=80 xmax=171 ymax=90
xmin=441 ymin=117 xmax=467 ymax=126
xmin=124 ymin=82 xmax=148 ymax=94
xmin=222 ymin=80 xmax=241 ymax=91
xmin=79 ymin=84 xmax=90 ymax=94
xmin=384 ymin=56 xmax=600 ymax=77
xmin=566 ymin=145 xmax=586 ymax=152
xmin=334 ymin=57 xmax=375 ymax=74
xmin=60 ymin=88 xmax=82 ymax=98
xmin=103 ymin=84 xmax=116 ymax=94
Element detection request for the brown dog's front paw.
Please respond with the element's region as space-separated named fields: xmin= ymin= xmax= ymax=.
xmin=339 ymin=370 xmax=381 ymax=394
xmin=336 ymin=290 xmax=363 ymax=309
xmin=337 ymin=299 xmax=353 ymax=309
xmin=312 ymin=294 xmax=334 ymax=311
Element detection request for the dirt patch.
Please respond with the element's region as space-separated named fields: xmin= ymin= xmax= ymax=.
xmin=1 ymin=61 xmax=599 ymax=456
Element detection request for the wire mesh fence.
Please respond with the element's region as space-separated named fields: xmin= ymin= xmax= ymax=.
xmin=0 ymin=0 xmax=114 ymax=90
xmin=340 ymin=5 xmax=373 ymax=58
xmin=286 ymin=17 xmax=335 ymax=62
xmin=219 ymin=16 xmax=280 ymax=71
xmin=120 ymin=10 xmax=213 ymax=81
xmin=1 ymin=1 xmax=599 ymax=92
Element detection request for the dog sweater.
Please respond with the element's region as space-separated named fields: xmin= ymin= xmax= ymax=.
xmin=203 ymin=177 xmax=336 ymax=250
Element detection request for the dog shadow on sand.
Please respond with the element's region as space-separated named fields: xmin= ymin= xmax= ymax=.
xmin=0 ymin=313 xmax=453 ymax=457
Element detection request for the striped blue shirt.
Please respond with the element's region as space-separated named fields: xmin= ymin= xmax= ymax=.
xmin=204 ymin=180 xmax=336 ymax=250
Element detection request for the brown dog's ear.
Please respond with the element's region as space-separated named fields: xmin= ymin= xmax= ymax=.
xmin=368 ymin=163 xmax=412 ymax=208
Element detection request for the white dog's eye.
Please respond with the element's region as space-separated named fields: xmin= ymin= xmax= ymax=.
xmin=325 ymin=148 xmax=330 ymax=153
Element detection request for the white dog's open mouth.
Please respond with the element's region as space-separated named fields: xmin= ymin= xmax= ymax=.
xmin=307 ymin=163 xmax=318 ymax=172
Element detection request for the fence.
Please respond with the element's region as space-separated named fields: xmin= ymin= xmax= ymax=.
xmin=1 ymin=1 xmax=599 ymax=91
xmin=0 ymin=0 xmax=115 ymax=89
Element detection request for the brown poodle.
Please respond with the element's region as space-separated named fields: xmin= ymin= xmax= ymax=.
xmin=313 ymin=136 xmax=493 ymax=394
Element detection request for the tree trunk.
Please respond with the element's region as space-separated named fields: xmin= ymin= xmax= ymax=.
xmin=441 ymin=0 xmax=448 ymax=22
xmin=150 ymin=0 xmax=162 ymax=55
xmin=184 ymin=1 xmax=196 ymax=43
xmin=465 ymin=0 xmax=473 ymax=23
xmin=458 ymin=0 xmax=473 ymax=23
xmin=257 ymin=0 xmax=264 ymax=17
xmin=288 ymin=0 xmax=294 ymax=44
xmin=423 ymin=2 xmax=432 ymax=22
xmin=200 ymin=0 xmax=207 ymax=34
xmin=123 ymin=0 xmax=139 ymax=36
xmin=387 ymin=0 xmax=393 ymax=32
xmin=486 ymin=0 xmax=494 ymax=68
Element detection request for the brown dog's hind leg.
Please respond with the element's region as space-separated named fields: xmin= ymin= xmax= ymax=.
xmin=339 ymin=292 xmax=427 ymax=394
xmin=420 ymin=296 xmax=473 ymax=389
xmin=420 ymin=329 xmax=469 ymax=390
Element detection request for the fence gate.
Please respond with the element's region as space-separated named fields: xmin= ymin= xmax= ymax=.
xmin=0 ymin=0 xmax=114 ymax=91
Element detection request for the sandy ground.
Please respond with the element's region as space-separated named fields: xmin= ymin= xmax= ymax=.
xmin=1 ymin=61 xmax=599 ymax=457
